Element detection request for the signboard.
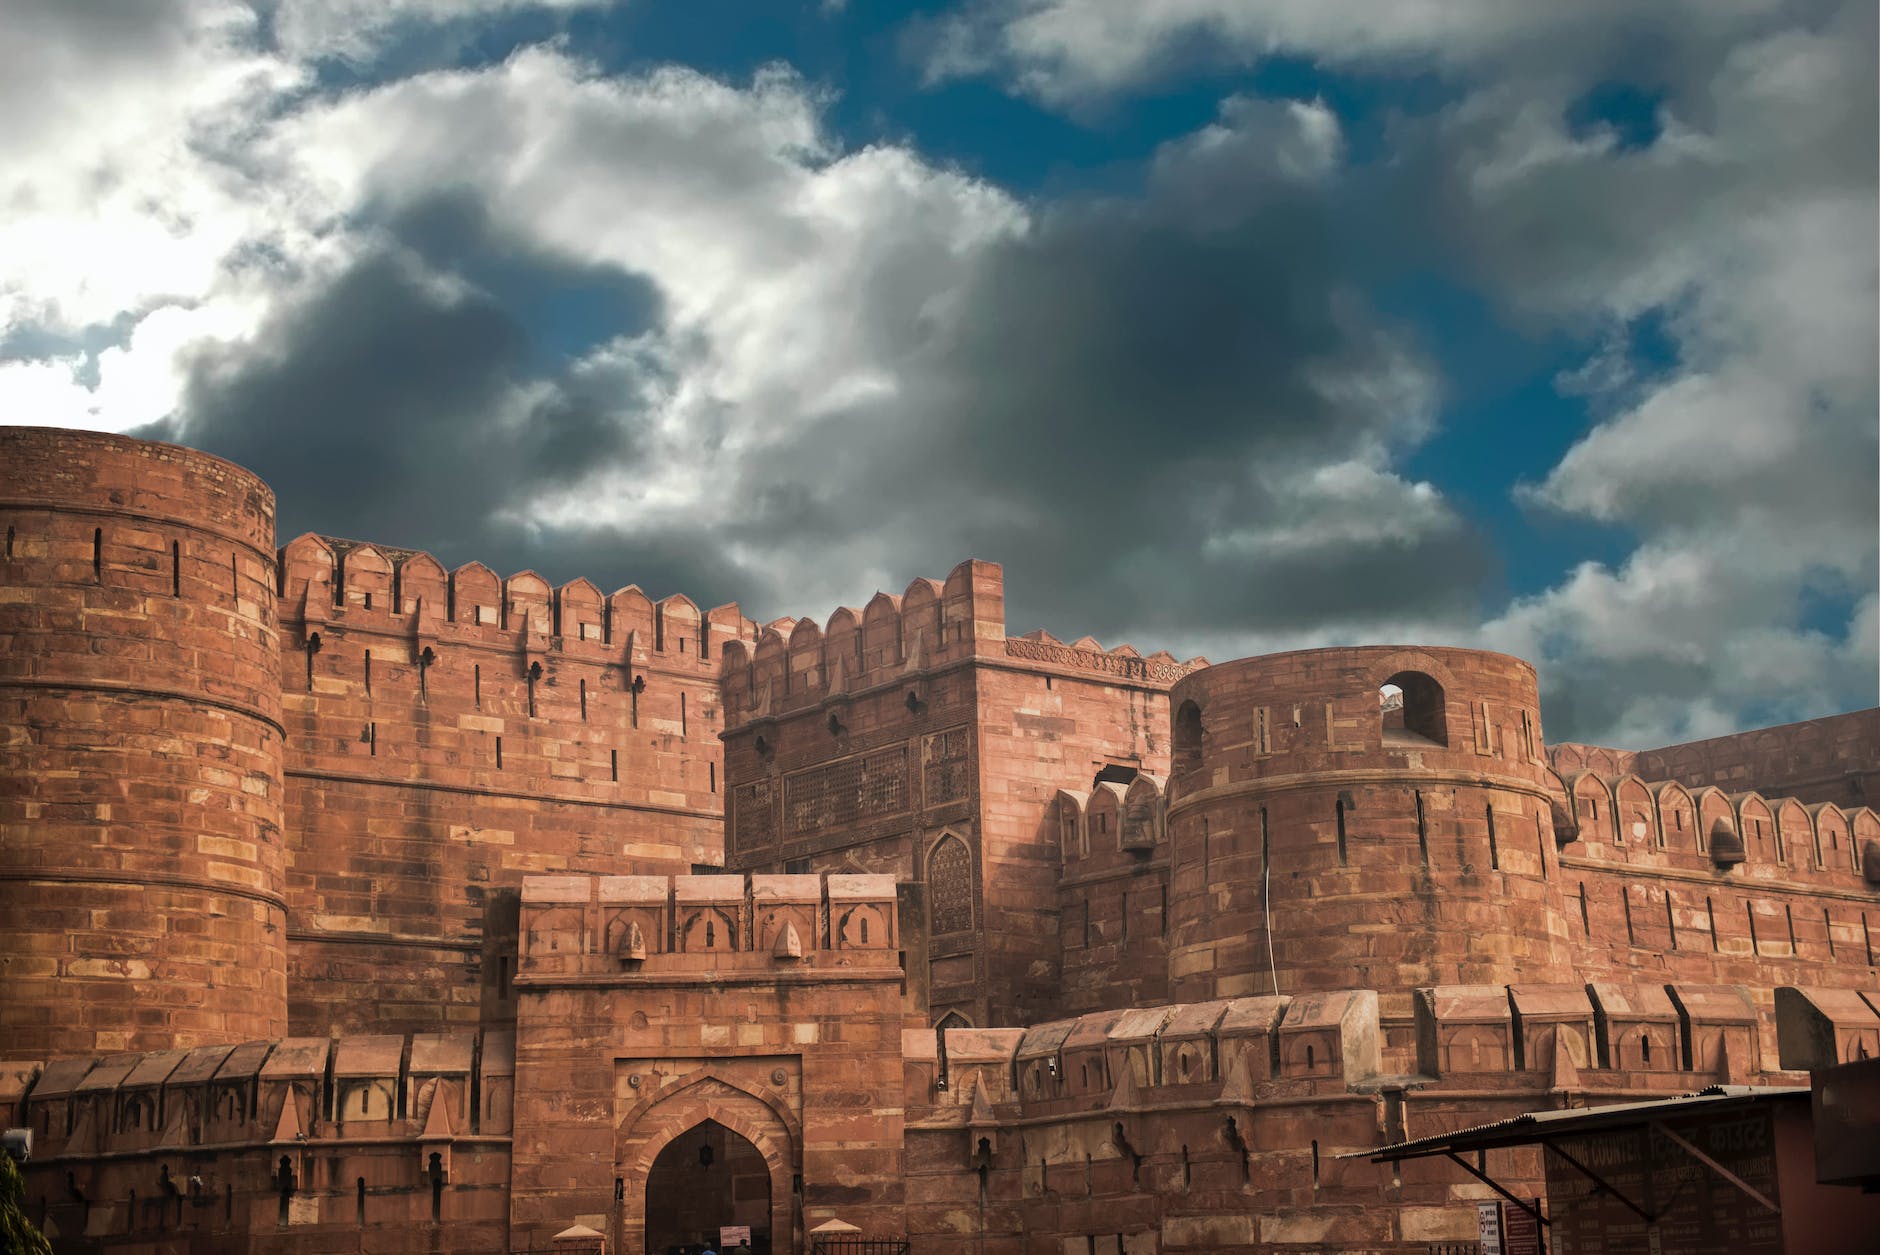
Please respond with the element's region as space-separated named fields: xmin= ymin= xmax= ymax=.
xmin=1503 ymin=1200 xmax=1542 ymax=1255
xmin=1478 ymin=1200 xmax=1505 ymax=1255
xmin=1543 ymin=1109 xmax=1781 ymax=1255
xmin=719 ymin=1225 xmax=752 ymax=1248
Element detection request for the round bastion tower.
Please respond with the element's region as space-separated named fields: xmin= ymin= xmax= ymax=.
xmin=1164 ymin=646 xmax=1572 ymax=1001
xmin=0 ymin=428 xmax=288 ymax=1057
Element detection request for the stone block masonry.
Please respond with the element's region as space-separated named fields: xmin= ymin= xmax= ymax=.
xmin=4 ymin=425 xmax=1879 ymax=1254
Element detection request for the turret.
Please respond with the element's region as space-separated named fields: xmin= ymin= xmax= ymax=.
xmin=1163 ymin=646 xmax=1571 ymax=1000
xmin=0 ymin=428 xmax=289 ymax=1056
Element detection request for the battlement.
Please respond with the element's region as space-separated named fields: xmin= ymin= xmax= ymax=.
xmin=516 ymin=872 xmax=902 ymax=979
xmin=9 ymin=1029 xmax=515 ymax=1164
xmin=279 ymin=532 xmax=754 ymax=675
xmin=1553 ymin=768 xmax=1880 ymax=888
xmin=718 ymin=559 xmax=1007 ymax=724
xmin=1004 ymin=630 xmax=1208 ymax=686
xmin=901 ymin=981 xmax=1821 ymax=1116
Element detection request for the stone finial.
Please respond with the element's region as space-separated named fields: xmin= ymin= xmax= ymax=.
xmin=1217 ymin=1052 xmax=1255 ymax=1107
xmin=772 ymin=920 xmax=805 ymax=961
xmin=1547 ymin=1033 xmax=1581 ymax=1094
xmin=621 ymin=920 xmax=648 ymax=964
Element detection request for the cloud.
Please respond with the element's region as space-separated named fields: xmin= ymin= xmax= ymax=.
xmin=140 ymin=50 xmax=1483 ymax=644
xmin=914 ymin=0 xmax=1798 ymax=104
xmin=1 ymin=2 xmax=1869 ymax=750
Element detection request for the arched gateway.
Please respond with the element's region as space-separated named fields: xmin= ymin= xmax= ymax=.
xmin=619 ymin=1077 xmax=797 ymax=1255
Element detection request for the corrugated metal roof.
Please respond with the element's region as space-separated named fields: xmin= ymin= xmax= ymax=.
xmin=1352 ymin=1086 xmax=1809 ymax=1162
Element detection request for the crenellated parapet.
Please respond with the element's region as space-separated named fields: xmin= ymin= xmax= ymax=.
xmin=906 ymin=980 xmax=1830 ymax=1123
xmin=516 ymin=872 xmax=902 ymax=980
xmin=16 ymin=1031 xmax=512 ymax=1162
xmin=11 ymin=1028 xmax=515 ymax=1246
xmin=1552 ymin=768 xmax=1880 ymax=886
xmin=278 ymin=532 xmax=753 ymax=676
xmin=719 ymin=559 xmax=1007 ymax=725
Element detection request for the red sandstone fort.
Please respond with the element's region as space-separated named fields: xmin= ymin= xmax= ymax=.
xmin=1 ymin=426 xmax=1877 ymax=1253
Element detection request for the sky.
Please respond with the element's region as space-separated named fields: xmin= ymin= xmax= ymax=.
xmin=1 ymin=0 xmax=1875 ymax=749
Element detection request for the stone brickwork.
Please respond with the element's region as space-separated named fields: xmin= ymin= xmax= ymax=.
xmin=273 ymin=531 xmax=750 ymax=1038
xmin=1 ymin=428 xmax=289 ymax=1058
xmin=5 ymin=425 xmax=1880 ymax=1254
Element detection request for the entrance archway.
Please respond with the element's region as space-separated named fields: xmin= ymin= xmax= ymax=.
xmin=644 ymin=1119 xmax=772 ymax=1255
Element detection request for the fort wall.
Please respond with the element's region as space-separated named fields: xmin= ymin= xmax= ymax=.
xmin=718 ymin=569 xmax=1206 ymax=1027
xmin=274 ymin=533 xmax=750 ymax=1038
xmin=0 ymin=428 xmax=289 ymax=1057
xmin=1161 ymin=648 xmax=1570 ymax=1014
xmin=6 ymin=1029 xmax=514 ymax=1252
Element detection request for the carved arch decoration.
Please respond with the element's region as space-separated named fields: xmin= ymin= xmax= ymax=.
xmin=926 ymin=830 xmax=975 ymax=936
xmin=616 ymin=1074 xmax=797 ymax=1255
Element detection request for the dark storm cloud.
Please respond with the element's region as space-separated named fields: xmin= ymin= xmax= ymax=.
xmin=714 ymin=113 xmax=1496 ymax=638
xmin=144 ymin=247 xmax=748 ymax=605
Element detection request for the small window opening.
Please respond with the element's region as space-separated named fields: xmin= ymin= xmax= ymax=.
xmin=474 ymin=664 xmax=481 ymax=709
xmin=631 ymin=675 xmax=643 ymax=727
xmin=93 ymin=527 xmax=102 ymax=580
xmin=429 ymin=1154 xmax=442 ymax=1223
xmin=580 ymin=678 xmax=587 ymax=721
xmin=705 ymin=919 xmax=715 ymax=947
xmin=1415 ymin=790 xmax=1429 ymax=864
xmin=1180 ymin=1145 xmax=1191 ymax=1189
xmin=356 ymin=1178 xmax=365 ymax=1226
xmin=4 ymin=525 xmax=13 ymax=559
xmin=364 ymin=649 xmax=372 ymax=695
xmin=1306 ymin=1044 xmax=1315 ymax=1069
xmin=1665 ymin=890 xmax=1677 ymax=949
xmin=171 ymin=540 xmax=181 ymax=596
xmin=1335 ymin=796 xmax=1348 ymax=866
xmin=1381 ymin=671 xmax=1446 ymax=745
xmin=1486 ymin=802 xmax=1499 ymax=870
xmin=1640 ymin=1034 xmax=1651 ymax=1065
xmin=860 ymin=916 xmax=869 ymax=945
xmin=681 ymin=691 xmax=688 ymax=737
xmin=495 ymin=736 xmax=503 ymax=769
xmin=709 ymin=762 xmax=716 ymax=793
xmin=1707 ymin=896 xmax=1718 ymax=951
xmin=1173 ymin=700 xmax=1203 ymax=777
xmin=363 ymin=591 xmax=372 ymax=610
xmin=611 ymin=749 xmax=619 ymax=782
xmin=527 ymin=660 xmax=542 ymax=718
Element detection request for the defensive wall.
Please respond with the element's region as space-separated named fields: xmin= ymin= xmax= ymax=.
xmin=5 ymin=424 xmax=1880 ymax=1254
xmin=717 ymin=567 xmax=1207 ymax=1028
xmin=274 ymin=531 xmax=752 ymax=1038
xmin=0 ymin=428 xmax=289 ymax=1058
xmin=11 ymin=868 xmax=1876 ymax=1253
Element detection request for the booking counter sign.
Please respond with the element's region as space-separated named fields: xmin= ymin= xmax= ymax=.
xmin=1477 ymin=1199 xmax=1543 ymax=1255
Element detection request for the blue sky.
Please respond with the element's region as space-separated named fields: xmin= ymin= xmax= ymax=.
xmin=1 ymin=0 xmax=1873 ymax=746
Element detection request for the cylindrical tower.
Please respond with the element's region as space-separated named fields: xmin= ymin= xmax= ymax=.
xmin=1165 ymin=646 xmax=1571 ymax=1001
xmin=0 ymin=427 xmax=287 ymax=1057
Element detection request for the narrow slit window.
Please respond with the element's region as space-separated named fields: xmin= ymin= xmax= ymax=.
xmin=580 ymin=678 xmax=587 ymax=721
xmin=1486 ymin=802 xmax=1499 ymax=870
xmin=709 ymin=762 xmax=716 ymax=793
xmin=171 ymin=540 xmax=181 ymax=596
xmin=495 ymin=735 xmax=503 ymax=769
xmin=474 ymin=664 xmax=481 ymax=709
xmin=93 ymin=527 xmax=102 ymax=580
xmin=1335 ymin=798 xmax=1348 ymax=866
xmin=611 ymin=749 xmax=619 ymax=782
xmin=364 ymin=650 xmax=372 ymax=695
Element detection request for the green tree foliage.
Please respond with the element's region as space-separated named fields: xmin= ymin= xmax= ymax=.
xmin=0 ymin=1150 xmax=52 ymax=1255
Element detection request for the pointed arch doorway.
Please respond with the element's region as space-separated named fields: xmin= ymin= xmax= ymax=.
xmin=644 ymin=1119 xmax=773 ymax=1254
